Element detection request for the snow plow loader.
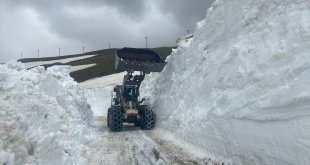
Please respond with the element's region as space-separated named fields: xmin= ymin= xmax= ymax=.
xmin=107 ymin=47 xmax=167 ymax=132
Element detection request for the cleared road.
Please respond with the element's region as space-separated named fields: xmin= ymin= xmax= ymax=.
xmin=87 ymin=116 xmax=217 ymax=165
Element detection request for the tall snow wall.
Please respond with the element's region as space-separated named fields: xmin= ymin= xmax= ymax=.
xmin=0 ymin=63 xmax=94 ymax=165
xmin=141 ymin=0 xmax=310 ymax=164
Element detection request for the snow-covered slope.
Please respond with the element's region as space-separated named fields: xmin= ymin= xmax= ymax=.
xmin=80 ymin=72 xmax=126 ymax=89
xmin=141 ymin=0 xmax=310 ymax=164
xmin=0 ymin=62 xmax=94 ymax=164
xmin=70 ymin=63 xmax=96 ymax=72
xmin=23 ymin=55 xmax=95 ymax=69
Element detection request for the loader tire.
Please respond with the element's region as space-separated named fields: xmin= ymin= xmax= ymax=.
xmin=107 ymin=107 xmax=112 ymax=128
xmin=109 ymin=106 xmax=123 ymax=132
xmin=140 ymin=106 xmax=155 ymax=130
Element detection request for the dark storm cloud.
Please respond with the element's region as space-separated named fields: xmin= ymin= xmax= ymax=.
xmin=101 ymin=0 xmax=147 ymax=19
xmin=5 ymin=0 xmax=147 ymax=20
xmin=25 ymin=0 xmax=153 ymax=48
xmin=0 ymin=0 xmax=214 ymax=62
xmin=1 ymin=0 xmax=152 ymax=46
xmin=158 ymin=0 xmax=214 ymax=29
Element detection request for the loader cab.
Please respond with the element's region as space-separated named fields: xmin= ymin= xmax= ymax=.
xmin=123 ymin=85 xmax=138 ymax=102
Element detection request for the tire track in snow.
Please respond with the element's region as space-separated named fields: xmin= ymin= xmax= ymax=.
xmin=88 ymin=117 xmax=136 ymax=165
xmin=146 ymin=131 xmax=218 ymax=165
xmin=88 ymin=116 xmax=167 ymax=165
xmin=88 ymin=116 xmax=219 ymax=165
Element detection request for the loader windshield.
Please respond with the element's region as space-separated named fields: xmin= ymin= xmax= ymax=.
xmin=124 ymin=86 xmax=137 ymax=101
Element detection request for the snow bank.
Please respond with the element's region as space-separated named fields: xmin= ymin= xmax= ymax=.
xmin=0 ymin=62 xmax=94 ymax=164
xmin=141 ymin=0 xmax=310 ymax=164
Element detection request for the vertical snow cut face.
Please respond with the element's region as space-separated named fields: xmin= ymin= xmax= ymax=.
xmin=141 ymin=0 xmax=310 ymax=164
xmin=84 ymin=86 xmax=113 ymax=117
xmin=0 ymin=62 xmax=94 ymax=165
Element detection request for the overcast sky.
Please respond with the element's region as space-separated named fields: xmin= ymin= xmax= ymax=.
xmin=0 ymin=0 xmax=214 ymax=62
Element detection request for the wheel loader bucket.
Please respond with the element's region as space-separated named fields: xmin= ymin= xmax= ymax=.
xmin=115 ymin=47 xmax=167 ymax=73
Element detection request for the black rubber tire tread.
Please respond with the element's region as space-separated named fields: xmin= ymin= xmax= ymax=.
xmin=107 ymin=107 xmax=112 ymax=128
xmin=109 ymin=106 xmax=123 ymax=132
xmin=140 ymin=106 xmax=156 ymax=130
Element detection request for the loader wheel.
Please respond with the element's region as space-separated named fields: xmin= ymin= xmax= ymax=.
xmin=140 ymin=106 xmax=156 ymax=130
xmin=107 ymin=107 xmax=112 ymax=128
xmin=109 ymin=107 xmax=123 ymax=132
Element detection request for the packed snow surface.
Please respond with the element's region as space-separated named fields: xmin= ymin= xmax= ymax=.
xmin=141 ymin=0 xmax=310 ymax=164
xmin=0 ymin=62 xmax=94 ymax=165
xmin=23 ymin=55 xmax=95 ymax=69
